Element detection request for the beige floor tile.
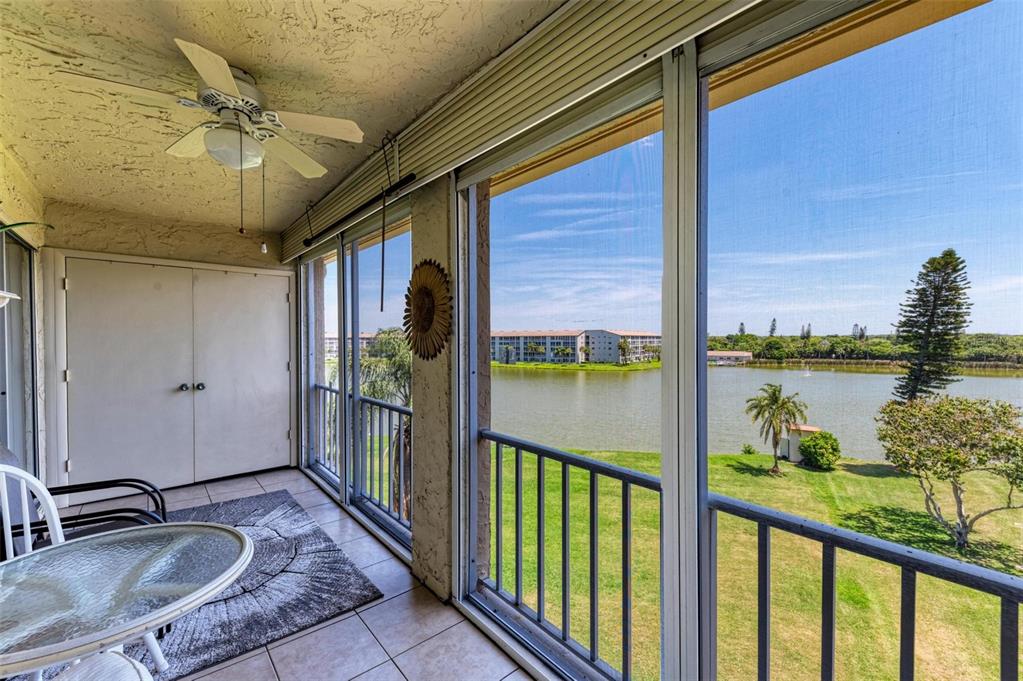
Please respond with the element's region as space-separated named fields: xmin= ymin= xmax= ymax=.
xmin=78 ymin=494 xmax=150 ymax=515
xmin=165 ymin=496 xmax=213 ymax=512
xmin=291 ymin=488 xmax=334 ymax=510
xmin=160 ymin=485 xmax=212 ymax=505
xmin=254 ymin=468 xmax=306 ymax=487
xmin=351 ymin=661 xmax=406 ymax=681
xmin=209 ymin=488 xmax=266 ymax=504
xmin=270 ymin=616 xmax=387 ymax=681
xmin=205 ymin=476 xmax=263 ymax=496
xmin=306 ymin=502 xmax=351 ymax=526
xmin=318 ymin=516 xmax=369 ymax=545
xmin=261 ymin=475 xmax=321 ymax=495
xmin=393 ymin=621 xmax=516 ymax=681
xmin=359 ymin=587 xmax=464 ymax=656
xmin=266 ymin=612 xmax=356 ymax=650
xmin=502 ymin=670 xmax=534 ymax=680
xmin=191 ymin=648 xmax=278 ymax=680
xmin=58 ymin=505 xmax=81 ymax=518
xmin=339 ymin=535 xmax=394 ymax=568
xmin=357 ymin=558 xmax=418 ymax=610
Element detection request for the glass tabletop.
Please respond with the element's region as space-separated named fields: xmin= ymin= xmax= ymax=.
xmin=0 ymin=522 xmax=251 ymax=668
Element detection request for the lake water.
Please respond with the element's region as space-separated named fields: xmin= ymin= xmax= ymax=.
xmin=490 ymin=366 xmax=1023 ymax=460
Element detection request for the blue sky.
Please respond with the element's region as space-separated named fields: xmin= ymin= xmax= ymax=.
xmin=490 ymin=1 xmax=1022 ymax=336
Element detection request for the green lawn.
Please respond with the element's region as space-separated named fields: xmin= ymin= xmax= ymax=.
xmin=485 ymin=449 xmax=1021 ymax=680
xmin=491 ymin=360 xmax=661 ymax=372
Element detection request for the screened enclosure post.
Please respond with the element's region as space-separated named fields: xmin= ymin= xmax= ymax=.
xmin=562 ymin=461 xmax=570 ymax=642
xmin=757 ymin=522 xmax=770 ymax=681
xmin=821 ymin=544 xmax=836 ymax=681
xmin=1001 ymin=598 xmax=1018 ymax=681
xmin=515 ymin=447 xmax=523 ymax=605
xmin=398 ymin=413 xmax=405 ymax=520
xmin=537 ymin=454 xmax=545 ymax=623
xmin=900 ymin=568 xmax=916 ymax=681
xmin=589 ymin=470 xmax=599 ymax=662
xmin=387 ymin=408 xmax=394 ymax=513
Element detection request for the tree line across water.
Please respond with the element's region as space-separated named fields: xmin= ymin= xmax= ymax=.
xmin=708 ymin=330 xmax=1023 ymax=365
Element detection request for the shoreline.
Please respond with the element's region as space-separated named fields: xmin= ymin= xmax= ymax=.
xmin=491 ymin=360 xmax=662 ymax=372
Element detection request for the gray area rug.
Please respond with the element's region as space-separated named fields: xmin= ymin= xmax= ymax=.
xmin=8 ymin=490 xmax=382 ymax=681
xmin=132 ymin=489 xmax=383 ymax=679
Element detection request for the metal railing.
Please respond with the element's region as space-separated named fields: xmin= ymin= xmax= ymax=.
xmin=474 ymin=429 xmax=661 ymax=681
xmin=308 ymin=386 xmax=413 ymax=545
xmin=353 ymin=395 xmax=413 ymax=542
xmin=310 ymin=384 xmax=342 ymax=478
xmin=708 ymin=493 xmax=1022 ymax=681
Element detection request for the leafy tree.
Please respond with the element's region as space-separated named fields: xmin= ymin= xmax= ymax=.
xmin=893 ymin=249 xmax=972 ymax=401
xmin=876 ymin=396 xmax=1023 ymax=550
xmin=799 ymin=431 xmax=841 ymax=470
xmin=580 ymin=345 xmax=592 ymax=361
xmin=617 ymin=338 xmax=631 ymax=364
xmin=740 ymin=443 xmax=758 ymax=456
xmin=745 ymin=383 xmax=808 ymax=474
xmin=526 ymin=342 xmax=545 ymax=358
xmin=760 ymin=337 xmax=786 ymax=361
xmin=360 ymin=327 xmax=411 ymax=406
xmin=858 ymin=325 xmax=867 ymax=341
xmin=769 ymin=318 xmax=777 ymax=336
xmin=738 ymin=322 xmax=745 ymax=335
xmin=642 ymin=344 xmax=661 ymax=361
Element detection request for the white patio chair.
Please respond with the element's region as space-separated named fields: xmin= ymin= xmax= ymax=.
xmin=0 ymin=464 xmax=169 ymax=679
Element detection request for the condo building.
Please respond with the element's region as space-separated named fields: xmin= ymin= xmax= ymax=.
xmin=490 ymin=329 xmax=662 ymax=364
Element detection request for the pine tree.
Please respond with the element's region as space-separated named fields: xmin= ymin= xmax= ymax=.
xmin=893 ymin=249 xmax=972 ymax=401
xmin=800 ymin=324 xmax=806 ymax=339
xmin=851 ymin=323 xmax=860 ymax=339
xmin=859 ymin=326 xmax=867 ymax=341
xmin=769 ymin=318 xmax=777 ymax=336
xmin=806 ymin=323 xmax=812 ymax=338
xmin=738 ymin=322 xmax=746 ymax=335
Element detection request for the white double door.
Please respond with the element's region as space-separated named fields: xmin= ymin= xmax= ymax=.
xmin=64 ymin=258 xmax=292 ymax=492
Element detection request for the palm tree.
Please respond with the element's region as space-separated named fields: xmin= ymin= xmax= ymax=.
xmin=617 ymin=338 xmax=631 ymax=364
xmin=744 ymin=383 xmax=808 ymax=474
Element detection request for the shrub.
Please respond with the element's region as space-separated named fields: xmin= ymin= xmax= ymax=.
xmin=799 ymin=431 xmax=841 ymax=470
xmin=740 ymin=443 xmax=758 ymax=456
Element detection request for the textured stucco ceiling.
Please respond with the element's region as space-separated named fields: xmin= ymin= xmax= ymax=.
xmin=0 ymin=0 xmax=561 ymax=232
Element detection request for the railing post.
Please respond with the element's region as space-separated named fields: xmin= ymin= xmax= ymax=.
xmin=387 ymin=408 xmax=394 ymax=514
xmin=821 ymin=543 xmax=836 ymax=681
xmin=589 ymin=470 xmax=599 ymax=662
xmin=622 ymin=481 xmax=632 ymax=681
xmin=562 ymin=460 xmax=571 ymax=642
xmin=1001 ymin=598 xmax=1018 ymax=681
xmin=515 ymin=447 xmax=523 ymax=605
xmin=537 ymin=453 xmax=546 ymax=623
xmin=496 ymin=442 xmax=503 ymax=593
xmin=758 ymin=522 xmax=771 ymax=681
xmin=900 ymin=567 xmax=916 ymax=681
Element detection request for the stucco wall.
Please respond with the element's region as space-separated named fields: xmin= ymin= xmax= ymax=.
xmin=0 ymin=141 xmax=47 ymax=248
xmin=410 ymin=175 xmax=454 ymax=597
xmin=43 ymin=201 xmax=288 ymax=270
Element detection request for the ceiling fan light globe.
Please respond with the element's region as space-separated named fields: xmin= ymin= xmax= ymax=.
xmin=204 ymin=126 xmax=264 ymax=170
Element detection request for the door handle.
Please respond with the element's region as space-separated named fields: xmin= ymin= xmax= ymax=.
xmin=178 ymin=383 xmax=190 ymax=392
xmin=195 ymin=382 xmax=206 ymax=391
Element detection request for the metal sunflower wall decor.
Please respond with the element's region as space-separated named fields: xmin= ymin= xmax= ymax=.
xmin=403 ymin=259 xmax=453 ymax=360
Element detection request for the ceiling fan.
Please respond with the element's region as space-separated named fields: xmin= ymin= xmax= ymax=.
xmin=56 ymin=39 xmax=364 ymax=178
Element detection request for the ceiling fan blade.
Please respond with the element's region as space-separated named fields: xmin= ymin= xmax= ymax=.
xmin=173 ymin=38 xmax=240 ymax=97
xmin=273 ymin=111 xmax=364 ymax=143
xmin=55 ymin=70 xmax=191 ymax=107
xmin=165 ymin=124 xmax=213 ymax=157
xmin=263 ymin=136 xmax=327 ymax=178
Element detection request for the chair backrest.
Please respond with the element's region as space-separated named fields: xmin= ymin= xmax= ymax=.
xmin=0 ymin=463 xmax=63 ymax=560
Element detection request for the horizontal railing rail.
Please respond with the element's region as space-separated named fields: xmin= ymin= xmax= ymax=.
xmin=708 ymin=492 xmax=1022 ymax=681
xmin=476 ymin=429 xmax=662 ymax=681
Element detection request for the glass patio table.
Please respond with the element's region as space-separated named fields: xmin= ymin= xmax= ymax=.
xmin=0 ymin=522 xmax=253 ymax=677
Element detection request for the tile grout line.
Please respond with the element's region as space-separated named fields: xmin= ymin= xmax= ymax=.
xmin=373 ymin=615 xmax=468 ymax=660
xmin=262 ymin=645 xmax=283 ymax=681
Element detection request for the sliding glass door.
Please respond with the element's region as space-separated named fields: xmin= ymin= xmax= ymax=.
xmin=0 ymin=234 xmax=37 ymax=474
xmin=302 ymin=205 xmax=414 ymax=548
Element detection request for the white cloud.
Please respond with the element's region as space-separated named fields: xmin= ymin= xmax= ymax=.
xmin=711 ymin=248 xmax=888 ymax=265
xmin=513 ymin=191 xmax=655 ymax=205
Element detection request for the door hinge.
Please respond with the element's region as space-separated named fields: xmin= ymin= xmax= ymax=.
xmin=62 ymin=277 xmax=69 ymax=291
xmin=64 ymin=459 xmax=72 ymax=473
xmin=63 ymin=369 xmax=71 ymax=382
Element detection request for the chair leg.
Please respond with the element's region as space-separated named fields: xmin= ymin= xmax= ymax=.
xmin=143 ymin=632 xmax=169 ymax=673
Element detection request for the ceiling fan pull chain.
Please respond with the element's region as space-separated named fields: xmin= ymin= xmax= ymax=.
xmin=260 ymin=162 xmax=268 ymax=254
xmin=237 ymin=113 xmax=245 ymax=235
